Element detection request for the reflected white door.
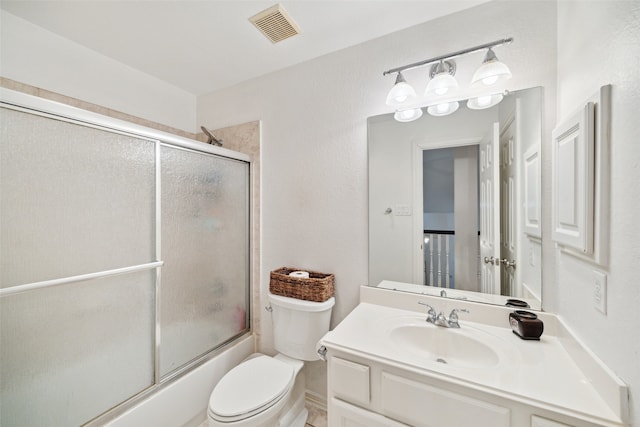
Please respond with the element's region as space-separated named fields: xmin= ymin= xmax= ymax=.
xmin=500 ymin=117 xmax=519 ymax=296
xmin=479 ymin=122 xmax=500 ymax=295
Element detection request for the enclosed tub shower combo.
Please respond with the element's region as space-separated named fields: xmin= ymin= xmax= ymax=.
xmin=0 ymin=89 xmax=251 ymax=426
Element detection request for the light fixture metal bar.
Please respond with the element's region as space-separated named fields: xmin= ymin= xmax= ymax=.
xmin=382 ymin=37 xmax=513 ymax=76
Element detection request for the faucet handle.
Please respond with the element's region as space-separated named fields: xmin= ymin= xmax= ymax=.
xmin=417 ymin=301 xmax=437 ymax=322
xmin=448 ymin=308 xmax=469 ymax=328
xmin=418 ymin=301 xmax=434 ymax=309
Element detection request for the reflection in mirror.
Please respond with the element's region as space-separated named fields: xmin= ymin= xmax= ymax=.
xmin=368 ymin=87 xmax=542 ymax=310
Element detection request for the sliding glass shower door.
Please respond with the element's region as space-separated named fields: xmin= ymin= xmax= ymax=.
xmin=160 ymin=145 xmax=249 ymax=376
xmin=0 ymin=102 xmax=250 ymax=426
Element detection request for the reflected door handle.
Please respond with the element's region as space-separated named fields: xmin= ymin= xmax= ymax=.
xmin=483 ymin=256 xmax=496 ymax=265
xmin=501 ymin=259 xmax=516 ymax=269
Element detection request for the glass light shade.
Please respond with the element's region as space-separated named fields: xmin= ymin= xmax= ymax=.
xmin=427 ymin=101 xmax=459 ymax=117
xmin=425 ymin=72 xmax=458 ymax=97
xmin=394 ymin=108 xmax=423 ymax=122
xmin=471 ymin=59 xmax=512 ymax=87
xmin=467 ymin=93 xmax=504 ymax=110
xmin=385 ymin=73 xmax=417 ymax=107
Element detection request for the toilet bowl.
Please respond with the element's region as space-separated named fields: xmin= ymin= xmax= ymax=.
xmin=207 ymin=293 xmax=334 ymax=427
xmin=208 ymin=353 xmax=306 ymax=427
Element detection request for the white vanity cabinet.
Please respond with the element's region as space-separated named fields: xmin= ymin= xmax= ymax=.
xmin=322 ymin=300 xmax=628 ymax=427
xmin=326 ymin=350 xmax=598 ymax=427
xmin=330 ymin=398 xmax=407 ymax=427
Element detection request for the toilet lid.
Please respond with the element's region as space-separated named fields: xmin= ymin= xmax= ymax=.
xmin=209 ymin=355 xmax=294 ymax=418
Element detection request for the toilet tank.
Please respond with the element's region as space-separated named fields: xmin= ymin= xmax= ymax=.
xmin=268 ymin=293 xmax=335 ymax=361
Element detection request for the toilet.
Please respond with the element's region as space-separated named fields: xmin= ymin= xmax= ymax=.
xmin=207 ymin=292 xmax=335 ymax=427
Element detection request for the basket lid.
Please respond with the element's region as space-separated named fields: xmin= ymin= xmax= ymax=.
xmin=268 ymin=293 xmax=335 ymax=311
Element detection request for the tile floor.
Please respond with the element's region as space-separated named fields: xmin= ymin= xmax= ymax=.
xmin=305 ymin=399 xmax=328 ymax=427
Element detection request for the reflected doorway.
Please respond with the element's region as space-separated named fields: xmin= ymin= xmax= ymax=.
xmin=422 ymin=146 xmax=480 ymax=292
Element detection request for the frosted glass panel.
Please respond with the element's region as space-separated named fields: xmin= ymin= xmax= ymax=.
xmin=160 ymin=145 xmax=249 ymax=376
xmin=0 ymin=108 xmax=155 ymax=288
xmin=0 ymin=270 xmax=155 ymax=426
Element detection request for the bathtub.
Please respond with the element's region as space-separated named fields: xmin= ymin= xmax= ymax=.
xmin=107 ymin=336 xmax=254 ymax=427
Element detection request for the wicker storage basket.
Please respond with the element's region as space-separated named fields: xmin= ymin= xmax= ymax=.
xmin=269 ymin=267 xmax=335 ymax=302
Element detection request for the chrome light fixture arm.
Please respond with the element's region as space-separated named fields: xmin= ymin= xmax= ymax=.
xmin=382 ymin=37 xmax=514 ymax=122
xmin=382 ymin=37 xmax=513 ymax=76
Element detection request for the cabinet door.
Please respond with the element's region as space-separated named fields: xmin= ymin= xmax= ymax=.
xmin=381 ymin=372 xmax=510 ymax=427
xmin=551 ymin=102 xmax=595 ymax=253
xmin=330 ymin=357 xmax=370 ymax=407
xmin=330 ymin=398 xmax=408 ymax=427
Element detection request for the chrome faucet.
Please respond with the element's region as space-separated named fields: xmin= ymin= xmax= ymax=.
xmin=418 ymin=302 xmax=469 ymax=328
xmin=417 ymin=301 xmax=437 ymax=324
xmin=446 ymin=308 xmax=469 ymax=328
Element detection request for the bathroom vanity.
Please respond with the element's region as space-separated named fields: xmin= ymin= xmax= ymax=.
xmin=320 ymin=287 xmax=629 ymax=427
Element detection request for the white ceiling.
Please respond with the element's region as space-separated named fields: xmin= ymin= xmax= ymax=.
xmin=1 ymin=1 xmax=489 ymax=96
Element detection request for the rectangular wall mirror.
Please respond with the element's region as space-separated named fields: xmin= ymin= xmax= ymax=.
xmin=368 ymin=87 xmax=542 ymax=310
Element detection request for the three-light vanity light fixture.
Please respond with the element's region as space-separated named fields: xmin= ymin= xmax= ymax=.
xmin=384 ymin=38 xmax=513 ymax=122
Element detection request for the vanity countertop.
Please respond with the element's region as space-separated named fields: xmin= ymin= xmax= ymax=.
xmin=321 ymin=301 xmax=628 ymax=426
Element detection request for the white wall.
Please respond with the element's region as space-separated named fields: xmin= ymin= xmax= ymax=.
xmin=198 ymin=0 xmax=557 ymax=398
xmin=554 ymin=1 xmax=640 ymax=424
xmin=0 ymin=10 xmax=197 ymax=133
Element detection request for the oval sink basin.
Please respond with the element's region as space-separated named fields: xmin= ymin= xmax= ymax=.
xmin=390 ymin=323 xmax=500 ymax=369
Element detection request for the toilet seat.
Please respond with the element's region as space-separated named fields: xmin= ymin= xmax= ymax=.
xmin=208 ymin=355 xmax=295 ymax=422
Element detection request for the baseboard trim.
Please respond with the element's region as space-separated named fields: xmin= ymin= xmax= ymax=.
xmin=305 ymin=391 xmax=327 ymax=410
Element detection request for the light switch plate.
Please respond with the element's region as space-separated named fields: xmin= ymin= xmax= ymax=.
xmin=394 ymin=204 xmax=411 ymax=216
xmin=593 ymin=270 xmax=607 ymax=314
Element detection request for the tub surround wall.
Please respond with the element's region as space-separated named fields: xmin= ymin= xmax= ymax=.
xmin=197 ymin=0 xmax=557 ymax=400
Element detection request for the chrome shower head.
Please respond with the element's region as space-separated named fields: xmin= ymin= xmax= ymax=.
xmin=200 ymin=126 xmax=223 ymax=147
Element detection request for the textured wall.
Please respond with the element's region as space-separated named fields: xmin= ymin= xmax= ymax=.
xmin=555 ymin=1 xmax=640 ymax=424
xmin=0 ymin=10 xmax=197 ymax=133
xmin=198 ymin=1 xmax=557 ymax=400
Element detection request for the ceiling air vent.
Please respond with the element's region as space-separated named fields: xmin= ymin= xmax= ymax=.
xmin=249 ymin=4 xmax=301 ymax=44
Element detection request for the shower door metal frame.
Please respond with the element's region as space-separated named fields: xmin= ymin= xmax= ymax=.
xmin=0 ymin=88 xmax=252 ymax=426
